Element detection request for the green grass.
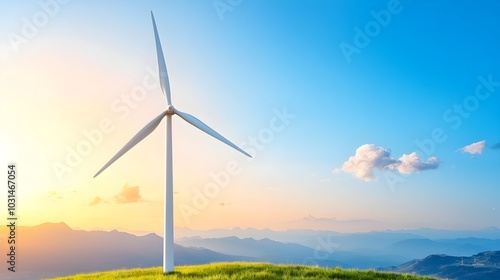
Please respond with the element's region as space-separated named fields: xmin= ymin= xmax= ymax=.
xmin=50 ymin=262 xmax=438 ymax=280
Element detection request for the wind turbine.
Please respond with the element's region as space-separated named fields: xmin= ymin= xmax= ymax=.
xmin=93 ymin=12 xmax=252 ymax=273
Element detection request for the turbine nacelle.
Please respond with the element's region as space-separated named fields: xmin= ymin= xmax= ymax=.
xmin=166 ymin=104 xmax=175 ymax=115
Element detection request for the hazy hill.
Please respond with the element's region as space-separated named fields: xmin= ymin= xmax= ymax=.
xmin=386 ymin=251 xmax=500 ymax=280
xmin=175 ymin=226 xmax=500 ymax=244
xmin=438 ymin=237 xmax=500 ymax=249
xmin=0 ymin=223 xmax=252 ymax=279
xmin=179 ymin=236 xmax=320 ymax=258
xmin=177 ymin=236 xmax=346 ymax=267
xmin=177 ymin=235 xmax=411 ymax=268
xmin=176 ymin=227 xmax=423 ymax=250
xmin=176 ymin=226 xmax=500 ymax=255
xmin=386 ymin=238 xmax=486 ymax=259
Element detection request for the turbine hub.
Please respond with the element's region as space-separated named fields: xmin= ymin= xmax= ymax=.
xmin=166 ymin=104 xmax=175 ymax=115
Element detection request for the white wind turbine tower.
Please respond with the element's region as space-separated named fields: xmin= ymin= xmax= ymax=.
xmin=94 ymin=12 xmax=252 ymax=273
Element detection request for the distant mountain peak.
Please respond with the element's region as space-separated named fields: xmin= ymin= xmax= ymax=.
xmin=33 ymin=222 xmax=72 ymax=231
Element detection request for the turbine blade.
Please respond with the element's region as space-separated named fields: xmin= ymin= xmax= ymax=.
xmin=94 ymin=111 xmax=167 ymax=178
xmin=174 ymin=108 xmax=252 ymax=158
xmin=151 ymin=11 xmax=172 ymax=105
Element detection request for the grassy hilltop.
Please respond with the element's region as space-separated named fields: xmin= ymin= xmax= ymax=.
xmin=51 ymin=262 xmax=438 ymax=280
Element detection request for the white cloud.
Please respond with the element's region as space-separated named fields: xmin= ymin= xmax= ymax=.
xmin=340 ymin=144 xmax=439 ymax=182
xmin=460 ymin=140 xmax=486 ymax=155
xmin=341 ymin=144 xmax=398 ymax=182
xmin=391 ymin=152 xmax=440 ymax=174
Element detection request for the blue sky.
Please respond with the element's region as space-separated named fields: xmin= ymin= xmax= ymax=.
xmin=0 ymin=0 xmax=499 ymax=233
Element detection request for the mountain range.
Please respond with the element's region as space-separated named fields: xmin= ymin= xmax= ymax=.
xmin=1 ymin=222 xmax=499 ymax=279
xmin=0 ymin=223 xmax=250 ymax=279
xmin=177 ymin=234 xmax=500 ymax=269
xmin=177 ymin=236 xmax=345 ymax=267
xmin=387 ymin=251 xmax=500 ymax=280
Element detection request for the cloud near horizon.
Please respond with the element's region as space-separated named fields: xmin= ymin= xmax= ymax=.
xmin=115 ymin=184 xmax=143 ymax=204
xmin=340 ymin=144 xmax=439 ymax=182
xmin=459 ymin=140 xmax=486 ymax=155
